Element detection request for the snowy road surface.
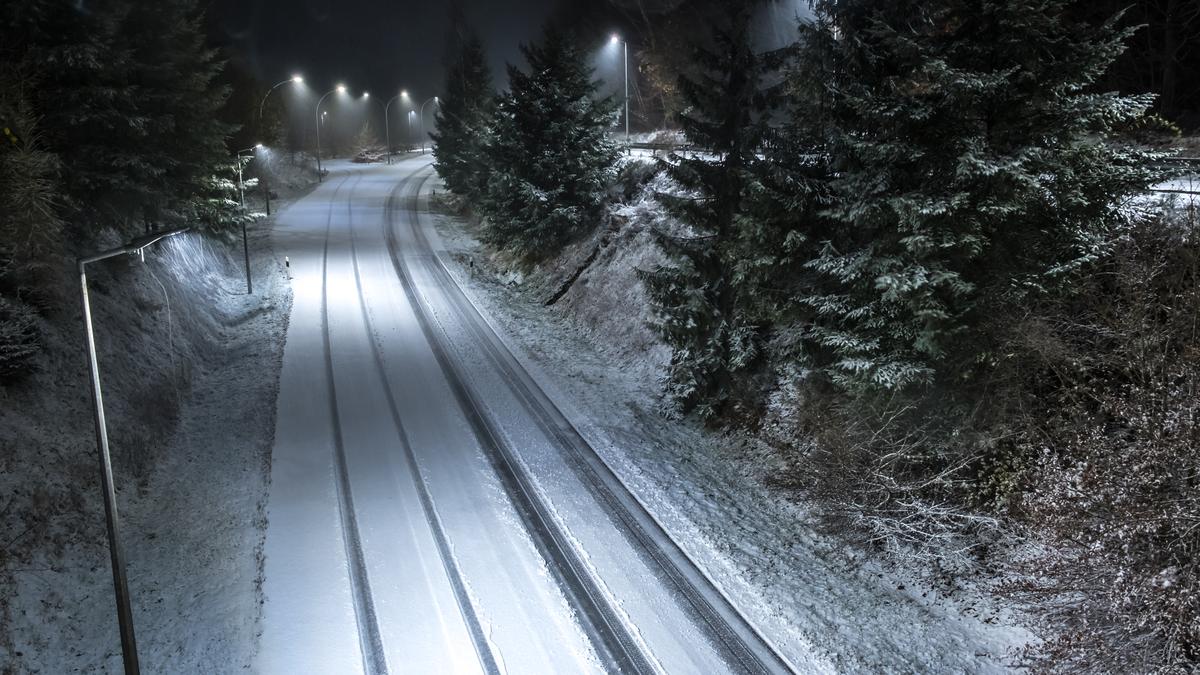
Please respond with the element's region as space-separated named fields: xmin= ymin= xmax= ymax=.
xmin=258 ymin=158 xmax=793 ymax=674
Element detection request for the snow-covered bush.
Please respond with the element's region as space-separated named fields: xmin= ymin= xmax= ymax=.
xmin=1001 ymin=207 xmax=1200 ymax=672
xmin=0 ymin=295 xmax=39 ymax=380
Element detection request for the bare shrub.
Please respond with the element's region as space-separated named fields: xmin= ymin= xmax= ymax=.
xmin=1002 ymin=206 xmax=1200 ymax=672
xmin=791 ymin=379 xmax=1009 ymax=573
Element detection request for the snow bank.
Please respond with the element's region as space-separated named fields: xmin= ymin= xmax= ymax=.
xmin=430 ymin=165 xmax=1035 ymax=672
xmin=1 ymin=214 xmax=295 ymax=670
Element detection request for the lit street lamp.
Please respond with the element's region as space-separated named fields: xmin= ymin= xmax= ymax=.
xmin=384 ymin=90 xmax=410 ymax=164
xmin=257 ymin=74 xmax=303 ymax=139
xmin=611 ymin=34 xmax=630 ymax=152
xmin=235 ymin=144 xmax=261 ymax=294
xmin=315 ymin=84 xmax=347 ymax=181
xmin=362 ymin=92 xmax=388 ymax=160
xmin=418 ymin=96 xmax=439 ymax=154
xmin=78 ymin=226 xmax=191 ymax=675
xmin=256 ymin=75 xmax=302 ymax=215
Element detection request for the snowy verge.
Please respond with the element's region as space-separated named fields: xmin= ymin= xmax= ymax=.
xmin=1 ymin=188 xmax=305 ymax=672
xmin=425 ymin=176 xmax=1035 ymax=673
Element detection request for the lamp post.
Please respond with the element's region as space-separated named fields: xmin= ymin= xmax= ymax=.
xmin=235 ymin=145 xmax=261 ymax=294
xmin=384 ymin=90 xmax=409 ymax=164
xmin=611 ymin=34 xmax=630 ymax=152
xmin=418 ymin=96 xmax=439 ymax=154
xmin=362 ymin=92 xmax=386 ymax=160
xmin=315 ymin=84 xmax=347 ymax=181
xmin=257 ymin=74 xmax=303 ymax=139
xmin=78 ymin=227 xmax=191 ymax=675
xmin=257 ymin=75 xmax=301 ymax=215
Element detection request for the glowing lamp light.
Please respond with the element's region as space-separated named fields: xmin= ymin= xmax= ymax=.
xmin=401 ymin=90 xmax=409 ymax=98
xmin=363 ymin=91 xmax=370 ymax=98
xmin=336 ymin=84 xmax=347 ymax=93
xmin=291 ymin=75 xmax=303 ymax=83
xmin=611 ymin=34 xmax=621 ymax=45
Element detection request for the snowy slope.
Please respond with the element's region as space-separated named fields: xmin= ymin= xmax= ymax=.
xmin=428 ymin=164 xmax=1036 ymax=673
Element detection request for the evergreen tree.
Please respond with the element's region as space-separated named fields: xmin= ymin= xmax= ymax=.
xmin=640 ymin=0 xmax=784 ymax=418
xmin=3 ymin=0 xmax=143 ymax=228
xmin=479 ymin=26 xmax=618 ymax=260
xmin=118 ymin=0 xmax=239 ymax=230
xmin=432 ymin=31 xmax=495 ymax=201
xmin=795 ymin=0 xmax=1164 ymax=392
xmin=2 ymin=0 xmax=240 ymax=235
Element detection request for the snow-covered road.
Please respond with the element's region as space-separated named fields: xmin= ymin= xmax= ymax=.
xmin=257 ymin=158 xmax=791 ymax=674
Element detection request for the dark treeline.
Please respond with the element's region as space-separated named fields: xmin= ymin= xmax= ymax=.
xmin=0 ymin=0 xmax=252 ymax=377
xmin=434 ymin=0 xmax=1199 ymax=670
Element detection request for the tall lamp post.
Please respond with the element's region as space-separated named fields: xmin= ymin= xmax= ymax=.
xmin=256 ymin=75 xmax=302 ymax=215
xmin=257 ymin=74 xmax=303 ymax=138
xmin=78 ymin=227 xmax=191 ymax=675
xmin=314 ymin=84 xmax=347 ymax=181
xmin=362 ymin=92 xmax=387 ymax=159
xmin=384 ymin=89 xmax=409 ymax=164
xmin=610 ymin=34 xmax=630 ymax=152
xmin=418 ymin=96 xmax=439 ymax=154
xmin=235 ymin=144 xmax=261 ymax=294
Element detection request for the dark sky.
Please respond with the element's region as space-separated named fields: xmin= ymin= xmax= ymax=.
xmin=207 ymin=0 xmax=562 ymax=101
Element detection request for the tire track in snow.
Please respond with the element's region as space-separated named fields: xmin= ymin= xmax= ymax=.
xmin=395 ymin=164 xmax=796 ymax=675
xmin=382 ymin=169 xmax=654 ymax=675
xmin=319 ymin=172 xmax=389 ymax=675
xmin=344 ymin=169 xmax=501 ymax=675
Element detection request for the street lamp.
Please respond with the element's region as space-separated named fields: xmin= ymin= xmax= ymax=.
xmin=235 ymin=144 xmax=261 ymax=294
xmin=257 ymin=74 xmax=304 ymax=139
xmin=257 ymin=76 xmax=303 ymax=214
xmin=611 ymin=34 xmax=630 ymax=152
xmin=315 ymin=84 xmax=347 ymax=181
xmin=384 ymin=90 xmax=410 ymax=164
xmin=78 ymin=226 xmax=191 ymax=675
xmin=418 ymin=96 xmax=439 ymax=154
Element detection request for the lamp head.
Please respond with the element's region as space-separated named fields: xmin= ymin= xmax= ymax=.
xmin=336 ymin=84 xmax=347 ymax=94
xmin=401 ymin=89 xmax=409 ymax=98
xmin=291 ymin=75 xmax=303 ymax=83
xmin=255 ymin=143 xmax=263 ymax=149
xmin=611 ymin=34 xmax=620 ymax=45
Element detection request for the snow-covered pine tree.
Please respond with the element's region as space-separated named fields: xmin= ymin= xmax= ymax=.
xmin=432 ymin=24 xmax=495 ymax=201
xmin=640 ymin=0 xmax=784 ymax=419
xmin=3 ymin=0 xmax=144 ymax=230
xmin=119 ymin=0 xmax=241 ymax=231
xmin=478 ymin=26 xmax=618 ymax=261
xmin=797 ymin=0 xmax=1164 ymax=393
xmin=5 ymin=0 xmax=241 ymax=234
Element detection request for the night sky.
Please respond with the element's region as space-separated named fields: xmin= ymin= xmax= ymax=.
xmin=207 ymin=0 xmax=563 ymax=101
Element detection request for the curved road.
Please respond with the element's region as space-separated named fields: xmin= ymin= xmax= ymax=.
xmin=258 ymin=157 xmax=793 ymax=674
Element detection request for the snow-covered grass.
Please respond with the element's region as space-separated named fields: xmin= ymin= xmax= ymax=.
xmin=428 ymin=173 xmax=1035 ymax=672
xmin=0 ymin=188 xmax=305 ymax=671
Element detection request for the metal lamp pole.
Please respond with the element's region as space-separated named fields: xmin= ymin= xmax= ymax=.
xmin=78 ymin=227 xmax=190 ymax=675
xmin=315 ymin=84 xmax=346 ymax=181
xmin=611 ymin=34 xmax=630 ymax=152
xmin=418 ymin=96 xmax=439 ymax=154
xmin=235 ymin=145 xmax=260 ymax=294
xmin=258 ymin=75 xmax=303 ymax=139
xmin=362 ymin=92 xmax=387 ymax=160
xmin=384 ymin=90 xmax=408 ymax=164
xmin=258 ymin=76 xmax=302 ymax=215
